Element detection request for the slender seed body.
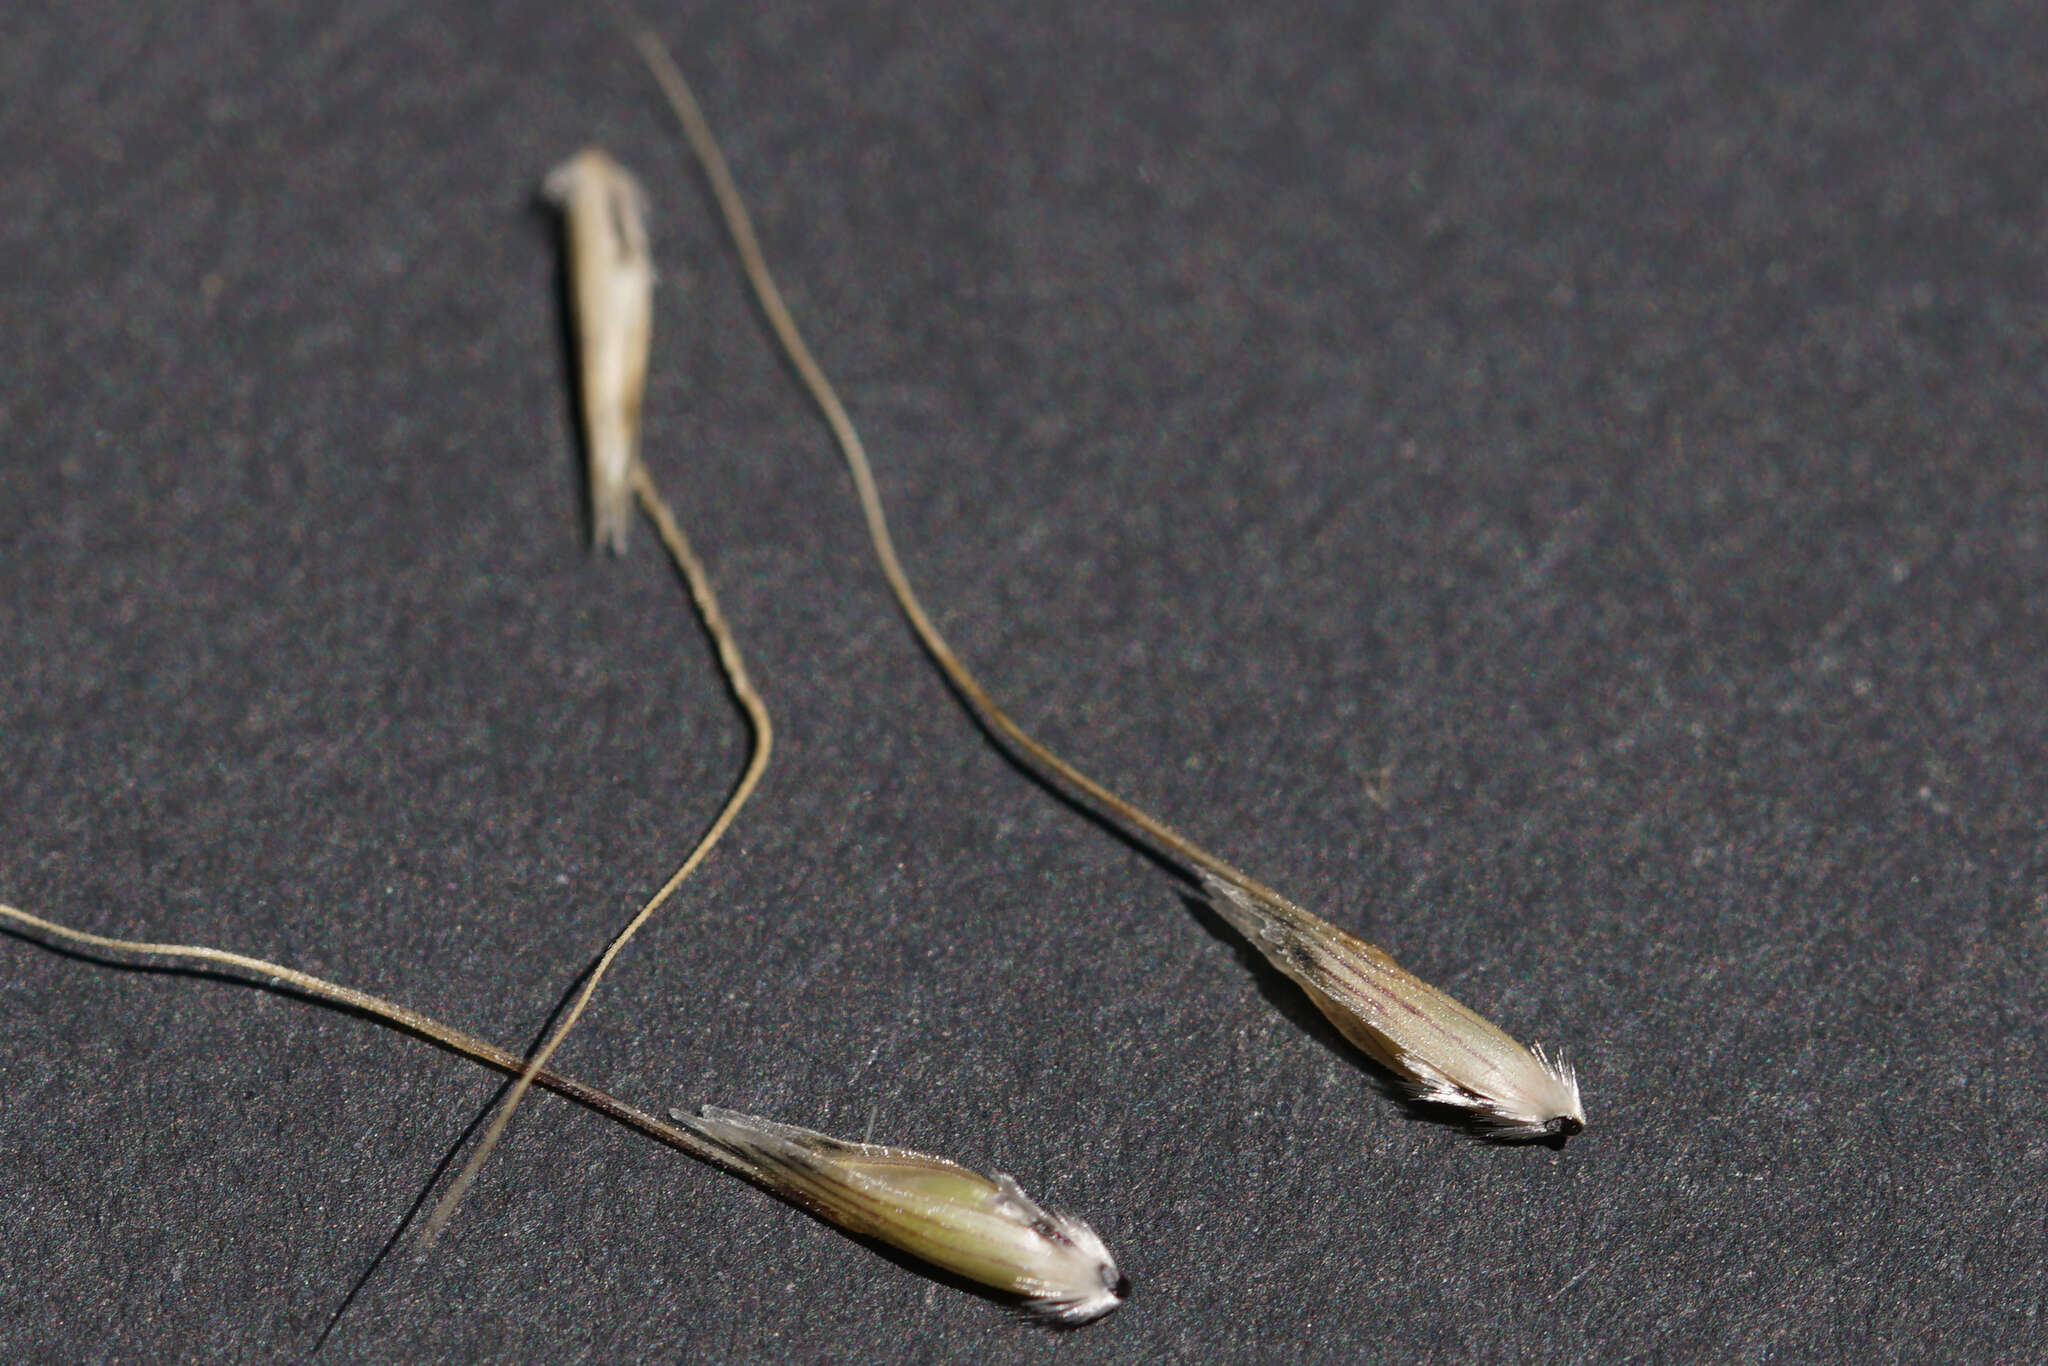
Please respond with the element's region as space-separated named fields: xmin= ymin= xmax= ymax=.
xmin=544 ymin=147 xmax=654 ymax=555
xmin=677 ymin=1106 xmax=1126 ymax=1323
xmin=1202 ymin=875 xmax=1580 ymax=1137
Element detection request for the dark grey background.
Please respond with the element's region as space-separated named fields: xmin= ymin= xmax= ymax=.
xmin=3 ymin=1 xmax=2042 ymax=1361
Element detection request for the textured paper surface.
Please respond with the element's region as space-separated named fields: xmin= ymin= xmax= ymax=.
xmin=3 ymin=2 xmax=2042 ymax=1360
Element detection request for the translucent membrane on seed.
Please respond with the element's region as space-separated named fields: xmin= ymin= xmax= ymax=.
xmin=675 ymin=1105 xmax=1128 ymax=1324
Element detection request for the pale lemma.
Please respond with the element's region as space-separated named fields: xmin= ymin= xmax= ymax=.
xmin=545 ymin=147 xmax=655 ymax=556
xmin=676 ymin=1106 xmax=1128 ymax=1324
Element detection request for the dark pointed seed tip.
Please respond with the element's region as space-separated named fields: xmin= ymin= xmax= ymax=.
xmin=1111 ymin=1272 xmax=1133 ymax=1301
xmin=1547 ymin=1114 xmax=1586 ymax=1139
